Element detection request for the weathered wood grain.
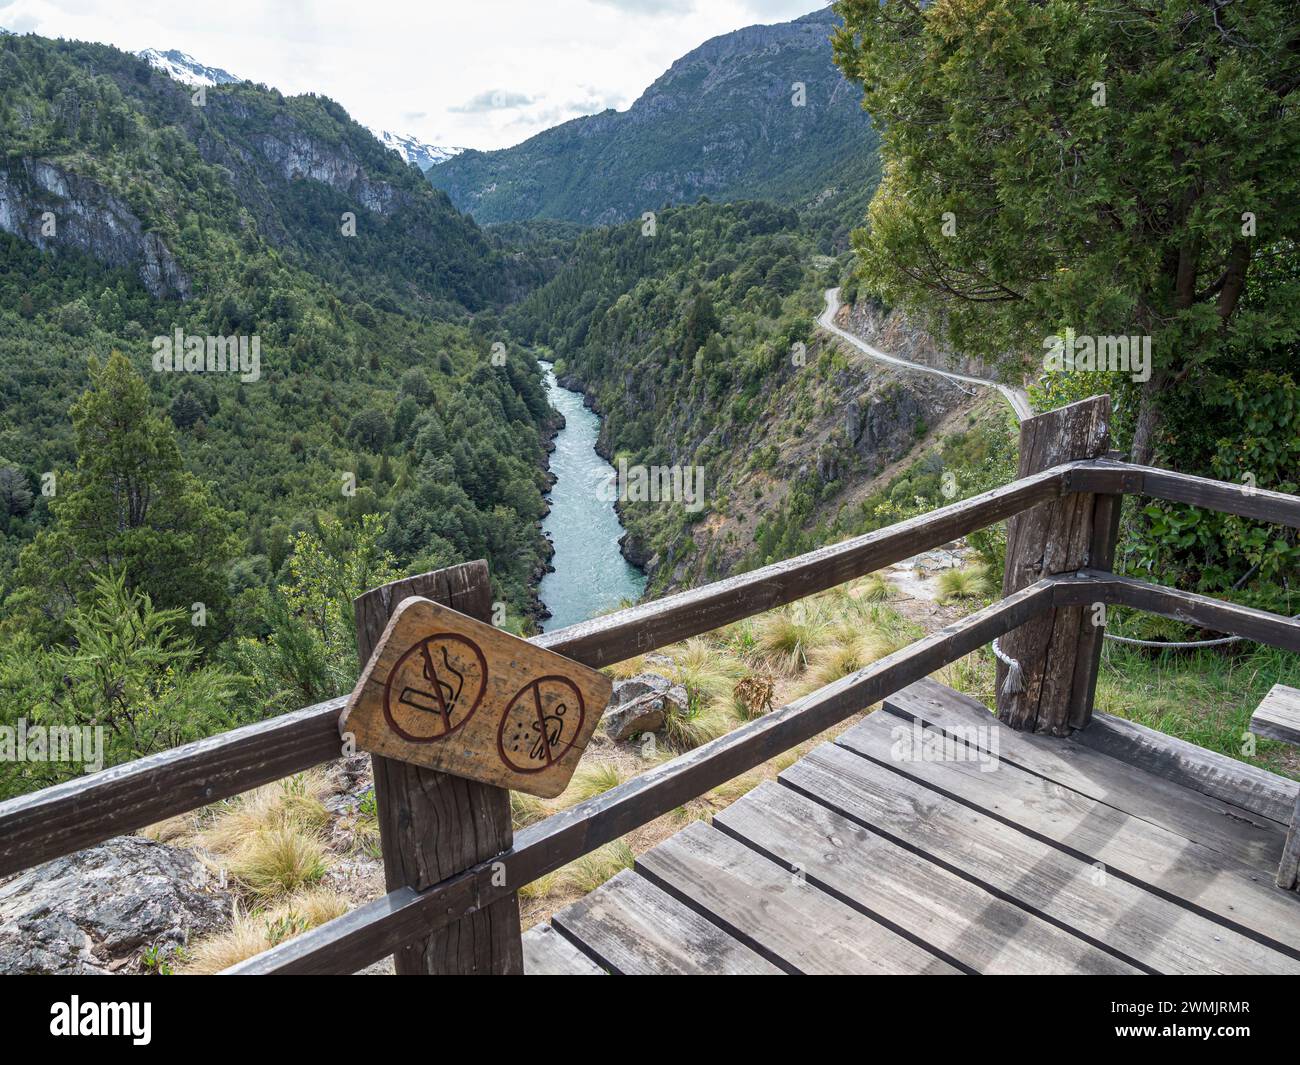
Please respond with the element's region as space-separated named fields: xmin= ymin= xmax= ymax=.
xmin=343 ymin=595 xmax=611 ymax=798
xmin=886 ymin=677 xmax=1286 ymax=873
xmin=713 ymin=782 xmax=1138 ymax=974
xmin=357 ymin=562 xmax=523 ymax=976
xmin=1117 ymin=461 xmax=1300 ymax=529
xmin=521 ymin=924 xmax=606 ymax=975
xmin=0 ymin=695 xmax=345 ymax=880
xmin=1072 ymin=708 xmax=1299 ymax=827
xmin=1251 ymin=685 xmax=1300 ymax=747
xmin=225 ymin=583 xmax=1056 ymax=973
xmin=1248 ymin=685 xmax=1300 ymax=891
xmin=1277 ymin=792 xmax=1300 ymax=891
xmin=1067 ymin=451 xmax=1124 ymax=729
xmin=551 ymin=869 xmax=781 ymax=975
xmin=781 ymin=743 xmax=1300 ymax=974
xmin=637 ymin=820 xmax=959 ymax=974
xmin=998 ymin=396 xmax=1111 ymax=734
xmin=846 ymin=700 xmax=1300 ymax=955
xmin=1101 ymin=573 xmax=1300 ymax=653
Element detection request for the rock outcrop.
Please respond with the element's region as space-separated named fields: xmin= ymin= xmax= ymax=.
xmin=0 ymin=836 xmax=231 ymax=974
xmin=0 ymin=159 xmax=191 ymax=299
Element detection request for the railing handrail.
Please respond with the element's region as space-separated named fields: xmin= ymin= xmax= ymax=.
xmin=0 ymin=459 xmax=1077 ymax=877
xmin=229 ymin=569 xmax=1300 ymax=974
xmin=0 ymin=456 xmax=1295 ymax=915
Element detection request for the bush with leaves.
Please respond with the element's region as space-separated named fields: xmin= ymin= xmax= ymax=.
xmin=0 ymin=569 xmax=239 ymax=799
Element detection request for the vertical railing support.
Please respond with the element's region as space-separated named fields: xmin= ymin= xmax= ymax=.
xmin=353 ymin=560 xmax=523 ymax=974
xmin=996 ymin=395 xmax=1113 ymax=734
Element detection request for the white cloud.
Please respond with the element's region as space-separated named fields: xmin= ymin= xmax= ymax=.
xmin=0 ymin=0 xmax=827 ymax=150
xmin=589 ymin=0 xmax=697 ymax=14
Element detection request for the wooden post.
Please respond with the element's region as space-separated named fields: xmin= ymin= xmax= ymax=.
xmin=996 ymin=396 xmax=1114 ymax=734
xmin=353 ymin=560 xmax=523 ymax=974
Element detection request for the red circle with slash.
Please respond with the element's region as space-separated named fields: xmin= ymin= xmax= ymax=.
xmin=382 ymin=633 xmax=489 ymax=743
xmin=497 ymin=675 xmax=586 ymax=773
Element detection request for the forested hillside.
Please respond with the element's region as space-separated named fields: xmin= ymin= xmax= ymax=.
xmin=0 ymin=33 xmax=556 ymax=797
xmin=508 ymin=199 xmax=996 ymax=595
xmin=429 ymin=8 xmax=879 ymax=232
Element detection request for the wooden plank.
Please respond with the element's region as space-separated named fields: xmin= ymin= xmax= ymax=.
xmin=1277 ymin=793 xmax=1300 ymax=891
xmin=997 ymin=396 xmax=1112 ymax=734
xmin=357 ymin=562 xmax=522 ymax=976
xmin=781 ymin=743 xmax=1300 ymax=974
xmin=226 ymin=582 xmax=1057 ymax=974
xmin=1089 ymin=460 xmax=1300 ymax=530
xmin=637 ymin=821 xmax=959 ymax=975
xmin=714 ymin=782 xmax=1139 ymax=974
xmin=0 ymin=695 xmax=345 ymax=880
xmin=885 ymin=678 xmax=1287 ymax=873
xmin=551 ymin=870 xmax=781 ymax=975
xmin=1067 ymin=454 xmax=1124 ymax=729
xmin=343 ymin=595 xmax=611 ymax=798
xmin=521 ymin=925 xmax=606 ymax=975
xmin=1251 ymin=685 xmax=1300 ymax=747
xmin=841 ymin=706 xmax=1300 ymax=955
xmin=1072 ymin=708 xmax=1299 ymax=827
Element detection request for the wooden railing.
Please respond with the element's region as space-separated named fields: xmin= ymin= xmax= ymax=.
xmin=0 ymin=396 xmax=1296 ymax=974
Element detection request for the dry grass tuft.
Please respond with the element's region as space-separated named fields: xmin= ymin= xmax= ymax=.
xmin=754 ymin=601 xmax=831 ymax=675
xmin=225 ymin=823 xmax=329 ymax=899
xmin=177 ymin=887 xmax=349 ymax=974
xmin=936 ymin=564 xmax=992 ymax=604
xmin=198 ymin=771 xmax=331 ymax=855
xmin=559 ymin=761 xmax=625 ymax=804
xmin=511 ymin=789 xmax=548 ymax=829
xmin=605 ymin=654 xmax=649 ymax=681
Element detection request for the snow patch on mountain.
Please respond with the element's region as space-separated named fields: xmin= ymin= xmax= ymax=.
xmin=135 ymin=47 xmax=461 ymax=172
xmin=137 ymin=49 xmax=240 ymax=88
xmin=370 ymin=129 xmax=465 ymax=171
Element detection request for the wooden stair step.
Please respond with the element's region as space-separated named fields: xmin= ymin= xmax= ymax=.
xmin=1251 ymin=684 xmax=1300 ymax=747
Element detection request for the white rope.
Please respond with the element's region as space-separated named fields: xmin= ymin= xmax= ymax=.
xmin=1102 ymin=631 xmax=1243 ymax=649
xmin=1102 ymin=613 xmax=1300 ymax=650
xmin=990 ymin=637 xmax=1024 ymax=696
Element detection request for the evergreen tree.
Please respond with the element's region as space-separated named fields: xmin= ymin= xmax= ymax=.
xmin=15 ymin=353 xmax=235 ymax=636
xmin=832 ymin=0 xmax=1300 ymax=463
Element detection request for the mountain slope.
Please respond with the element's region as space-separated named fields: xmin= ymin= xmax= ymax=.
xmin=137 ymin=48 xmax=464 ymax=176
xmin=0 ymin=37 xmax=508 ymax=313
xmin=0 ymin=32 xmax=556 ymax=626
xmin=429 ymin=8 xmax=878 ymax=226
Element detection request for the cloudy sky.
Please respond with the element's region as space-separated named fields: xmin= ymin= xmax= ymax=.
xmin=0 ymin=0 xmax=826 ymax=150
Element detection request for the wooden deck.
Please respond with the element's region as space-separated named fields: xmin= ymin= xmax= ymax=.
xmin=522 ymin=679 xmax=1300 ymax=975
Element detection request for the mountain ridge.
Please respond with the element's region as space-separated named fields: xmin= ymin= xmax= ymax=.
xmin=428 ymin=6 xmax=878 ymax=226
xmin=134 ymin=47 xmax=463 ymax=175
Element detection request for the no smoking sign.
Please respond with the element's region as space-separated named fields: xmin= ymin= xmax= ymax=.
xmin=341 ymin=597 xmax=612 ymax=798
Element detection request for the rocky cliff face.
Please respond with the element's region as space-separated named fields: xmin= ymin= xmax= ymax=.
xmin=574 ymin=316 xmax=973 ymax=592
xmin=0 ymin=158 xmax=191 ymax=299
xmin=843 ymin=297 xmax=998 ymax=381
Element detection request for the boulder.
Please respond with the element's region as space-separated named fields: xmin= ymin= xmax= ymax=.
xmin=0 ymin=836 xmax=231 ymax=975
xmin=602 ymin=676 xmax=689 ymax=741
xmin=612 ymin=673 xmax=672 ymax=705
